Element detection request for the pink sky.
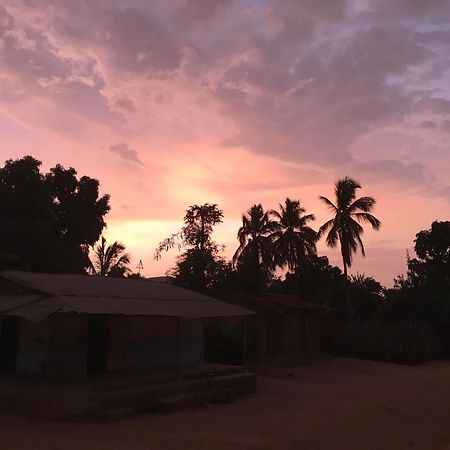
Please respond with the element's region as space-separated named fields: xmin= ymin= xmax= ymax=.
xmin=1 ymin=0 xmax=449 ymax=286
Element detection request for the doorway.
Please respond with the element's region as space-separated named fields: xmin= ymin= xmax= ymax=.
xmin=86 ymin=316 xmax=109 ymax=374
xmin=0 ymin=316 xmax=20 ymax=374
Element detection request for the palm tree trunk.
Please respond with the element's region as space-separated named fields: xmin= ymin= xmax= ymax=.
xmin=342 ymin=260 xmax=351 ymax=321
xmin=254 ymin=248 xmax=262 ymax=293
xmin=295 ymin=247 xmax=303 ymax=298
xmin=294 ymin=264 xmax=300 ymax=297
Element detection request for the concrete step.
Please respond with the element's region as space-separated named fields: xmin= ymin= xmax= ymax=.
xmin=147 ymin=370 xmax=255 ymax=399
xmin=78 ymin=407 xmax=137 ymax=423
xmin=157 ymin=383 xmax=240 ymax=412
xmin=94 ymin=365 xmax=247 ymax=393
xmin=91 ymin=371 xmax=257 ymax=413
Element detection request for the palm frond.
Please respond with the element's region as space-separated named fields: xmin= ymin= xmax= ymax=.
xmin=349 ymin=196 xmax=376 ymax=213
xmin=319 ymin=196 xmax=337 ymax=212
xmin=318 ymin=219 xmax=335 ymax=237
xmin=232 ymin=241 xmax=247 ymax=266
xmin=356 ymin=233 xmax=366 ymax=257
xmin=335 ymin=176 xmax=361 ymax=209
xmin=325 ymin=225 xmax=339 ymax=248
xmin=301 ymin=213 xmax=316 ymax=223
xmin=354 ymin=212 xmax=381 ymax=230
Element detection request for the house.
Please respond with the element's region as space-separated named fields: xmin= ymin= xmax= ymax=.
xmin=0 ymin=271 xmax=254 ymax=378
xmin=213 ymin=293 xmax=328 ymax=364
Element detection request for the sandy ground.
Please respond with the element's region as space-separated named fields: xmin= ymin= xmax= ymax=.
xmin=2 ymin=357 xmax=450 ymax=450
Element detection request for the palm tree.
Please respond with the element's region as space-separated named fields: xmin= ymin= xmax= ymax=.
xmin=89 ymin=236 xmax=130 ymax=277
xmin=233 ymin=204 xmax=276 ymax=291
xmin=271 ymin=198 xmax=318 ymax=281
xmin=319 ymin=177 xmax=381 ymax=317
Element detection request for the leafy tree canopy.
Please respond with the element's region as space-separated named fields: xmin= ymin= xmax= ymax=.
xmin=0 ymin=156 xmax=110 ymax=273
xmin=349 ymin=273 xmax=385 ymax=320
xmin=270 ymin=254 xmax=342 ymax=297
xmin=155 ymin=203 xmax=224 ymax=291
xmin=395 ymin=220 xmax=450 ymax=290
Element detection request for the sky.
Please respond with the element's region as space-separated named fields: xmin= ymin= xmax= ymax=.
xmin=0 ymin=0 xmax=449 ymax=286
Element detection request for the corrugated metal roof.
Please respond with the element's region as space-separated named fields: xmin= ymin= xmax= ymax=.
xmin=265 ymin=294 xmax=325 ymax=310
xmin=0 ymin=271 xmax=253 ymax=322
xmin=213 ymin=292 xmax=325 ymax=313
xmin=0 ymin=292 xmax=63 ymax=323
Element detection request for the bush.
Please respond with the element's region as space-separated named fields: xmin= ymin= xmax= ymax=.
xmin=322 ymin=320 xmax=443 ymax=365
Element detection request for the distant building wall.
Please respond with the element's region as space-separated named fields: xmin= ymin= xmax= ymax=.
xmin=284 ymin=312 xmax=301 ymax=352
xmin=259 ymin=310 xmax=324 ymax=360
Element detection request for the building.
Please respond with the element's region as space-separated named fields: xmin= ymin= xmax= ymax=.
xmin=213 ymin=292 xmax=328 ymax=364
xmin=0 ymin=271 xmax=253 ymax=378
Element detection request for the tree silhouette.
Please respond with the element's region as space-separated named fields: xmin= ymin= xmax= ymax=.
xmin=89 ymin=236 xmax=130 ymax=277
xmin=155 ymin=203 xmax=224 ymax=291
xmin=270 ymin=198 xmax=318 ymax=292
xmin=232 ymin=204 xmax=276 ymax=292
xmin=395 ymin=220 xmax=450 ymax=289
xmin=319 ymin=176 xmax=381 ymax=317
xmin=0 ymin=156 xmax=110 ymax=273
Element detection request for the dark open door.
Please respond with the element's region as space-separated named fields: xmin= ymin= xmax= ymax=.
xmin=86 ymin=316 xmax=109 ymax=374
xmin=0 ymin=316 xmax=20 ymax=374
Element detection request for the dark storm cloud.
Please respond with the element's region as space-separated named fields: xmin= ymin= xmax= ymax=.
xmin=215 ymin=25 xmax=429 ymax=167
xmin=110 ymin=142 xmax=144 ymax=166
xmin=356 ymin=159 xmax=433 ymax=187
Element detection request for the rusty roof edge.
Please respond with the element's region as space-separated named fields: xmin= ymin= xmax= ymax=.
xmin=0 ymin=271 xmax=69 ymax=317
xmin=1 ymin=271 xmax=53 ymax=295
xmin=57 ymin=294 xmax=228 ymax=303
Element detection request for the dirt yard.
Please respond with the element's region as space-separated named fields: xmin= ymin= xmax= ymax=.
xmin=2 ymin=357 xmax=450 ymax=450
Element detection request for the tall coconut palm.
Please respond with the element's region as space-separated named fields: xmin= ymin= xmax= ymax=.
xmin=233 ymin=204 xmax=276 ymax=291
xmin=319 ymin=177 xmax=381 ymax=279
xmin=89 ymin=236 xmax=130 ymax=277
xmin=271 ymin=198 xmax=318 ymax=278
xmin=319 ymin=177 xmax=381 ymax=318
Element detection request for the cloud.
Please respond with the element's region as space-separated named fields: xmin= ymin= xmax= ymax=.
xmin=356 ymin=159 xmax=433 ymax=187
xmin=113 ymin=96 xmax=136 ymax=113
xmin=1 ymin=0 xmax=449 ymax=203
xmin=172 ymin=0 xmax=235 ymax=27
xmin=214 ymin=23 xmax=433 ymax=168
xmin=2 ymin=0 xmax=450 ymax=286
xmin=363 ymin=0 xmax=450 ymax=21
xmin=109 ymin=143 xmax=144 ymax=166
xmin=437 ymin=184 xmax=450 ymax=201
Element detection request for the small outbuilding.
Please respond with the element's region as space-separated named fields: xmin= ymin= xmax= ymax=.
xmin=213 ymin=292 xmax=327 ymax=364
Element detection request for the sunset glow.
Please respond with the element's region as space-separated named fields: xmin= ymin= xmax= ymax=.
xmin=1 ymin=0 xmax=449 ymax=285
